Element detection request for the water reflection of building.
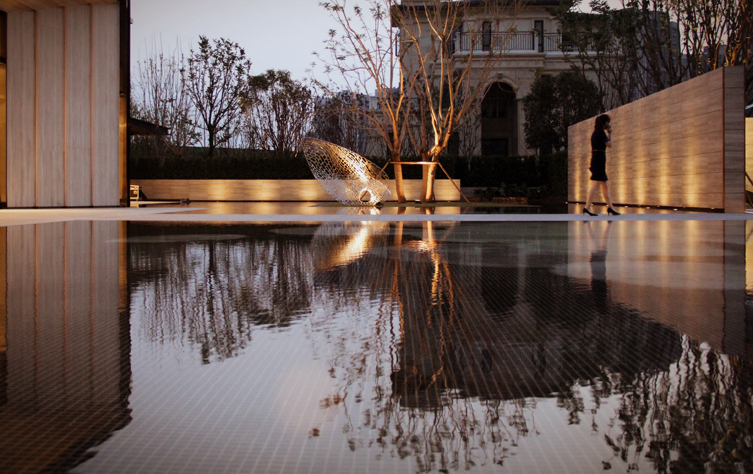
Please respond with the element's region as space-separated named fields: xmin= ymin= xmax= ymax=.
xmin=0 ymin=222 xmax=131 ymax=473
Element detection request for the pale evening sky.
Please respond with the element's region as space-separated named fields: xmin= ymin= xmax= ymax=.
xmin=130 ymin=0 xmax=338 ymax=83
xmin=131 ymin=0 xmax=624 ymax=85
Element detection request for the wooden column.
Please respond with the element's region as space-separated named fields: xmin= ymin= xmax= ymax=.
xmin=6 ymin=12 xmax=35 ymax=208
xmin=65 ymin=6 xmax=92 ymax=207
xmin=91 ymin=4 xmax=120 ymax=207
xmin=36 ymin=8 xmax=65 ymax=207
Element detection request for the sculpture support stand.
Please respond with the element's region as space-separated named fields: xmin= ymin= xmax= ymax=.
xmin=380 ymin=161 xmax=470 ymax=203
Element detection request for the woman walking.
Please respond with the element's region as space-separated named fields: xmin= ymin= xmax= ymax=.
xmin=583 ymin=114 xmax=620 ymax=216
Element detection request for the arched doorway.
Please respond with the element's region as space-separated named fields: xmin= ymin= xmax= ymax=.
xmin=481 ymin=82 xmax=516 ymax=156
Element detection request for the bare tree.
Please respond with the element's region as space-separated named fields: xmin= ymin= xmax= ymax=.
xmin=244 ymin=69 xmax=314 ymax=159
xmin=555 ymin=0 xmax=753 ymax=109
xmin=131 ymin=40 xmax=198 ymax=163
xmin=182 ymin=36 xmax=252 ymax=159
xmin=397 ymin=0 xmax=523 ymax=201
xmin=316 ymin=0 xmax=416 ymax=202
xmin=309 ymin=91 xmax=370 ymax=156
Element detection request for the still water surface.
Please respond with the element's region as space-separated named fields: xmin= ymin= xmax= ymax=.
xmin=1 ymin=221 xmax=751 ymax=473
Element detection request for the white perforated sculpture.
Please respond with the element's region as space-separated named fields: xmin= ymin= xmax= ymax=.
xmin=301 ymin=138 xmax=391 ymax=205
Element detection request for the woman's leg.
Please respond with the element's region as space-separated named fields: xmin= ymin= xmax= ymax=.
xmin=600 ymin=181 xmax=615 ymax=209
xmin=585 ymin=181 xmax=600 ymax=209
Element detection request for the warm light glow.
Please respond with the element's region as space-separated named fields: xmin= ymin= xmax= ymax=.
xmin=569 ymin=70 xmax=731 ymax=210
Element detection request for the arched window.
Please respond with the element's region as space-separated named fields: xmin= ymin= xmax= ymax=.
xmin=482 ymin=82 xmax=514 ymax=119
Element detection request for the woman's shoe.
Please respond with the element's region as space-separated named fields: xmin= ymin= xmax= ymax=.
xmin=583 ymin=207 xmax=597 ymax=216
xmin=608 ymin=207 xmax=621 ymax=215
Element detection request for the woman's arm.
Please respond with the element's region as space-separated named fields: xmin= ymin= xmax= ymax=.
xmin=605 ymin=130 xmax=612 ymax=148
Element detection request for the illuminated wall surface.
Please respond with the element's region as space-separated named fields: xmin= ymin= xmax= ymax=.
xmin=130 ymin=179 xmax=462 ymax=202
xmin=6 ymin=3 xmax=121 ymax=207
xmin=569 ymin=66 xmax=746 ymax=212
xmin=0 ymin=222 xmax=131 ymax=472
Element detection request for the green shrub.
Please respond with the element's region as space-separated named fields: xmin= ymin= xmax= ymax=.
xmin=129 ymin=148 xmax=568 ymax=196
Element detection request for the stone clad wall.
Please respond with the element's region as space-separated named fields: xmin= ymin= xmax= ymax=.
xmin=568 ymin=66 xmax=746 ymax=212
xmin=130 ymin=179 xmax=462 ymax=202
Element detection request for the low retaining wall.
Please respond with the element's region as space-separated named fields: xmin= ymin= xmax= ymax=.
xmin=569 ymin=66 xmax=746 ymax=212
xmin=130 ymin=179 xmax=462 ymax=202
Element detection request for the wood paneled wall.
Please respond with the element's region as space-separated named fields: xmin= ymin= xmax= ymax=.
xmin=568 ymin=66 xmax=747 ymax=212
xmin=130 ymin=179 xmax=463 ymax=202
xmin=6 ymin=4 xmax=121 ymax=208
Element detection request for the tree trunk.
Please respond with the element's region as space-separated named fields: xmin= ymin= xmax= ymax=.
xmin=393 ymin=161 xmax=406 ymax=203
xmin=420 ymin=159 xmax=438 ymax=203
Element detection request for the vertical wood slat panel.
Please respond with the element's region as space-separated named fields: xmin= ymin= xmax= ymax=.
xmin=65 ymin=6 xmax=92 ymax=207
xmin=37 ymin=9 xmax=65 ymax=207
xmin=65 ymin=221 xmax=93 ymax=407
xmin=91 ymin=221 xmax=122 ymax=403
xmin=91 ymin=4 xmax=119 ymax=206
xmin=36 ymin=222 xmax=66 ymax=409
xmin=5 ymin=225 xmax=36 ymax=405
xmin=6 ymin=12 xmax=36 ymax=208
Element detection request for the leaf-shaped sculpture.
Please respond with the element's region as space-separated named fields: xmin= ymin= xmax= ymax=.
xmin=301 ymin=138 xmax=392 ymax=205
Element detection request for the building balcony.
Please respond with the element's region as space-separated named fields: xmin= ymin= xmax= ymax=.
xmin=455 ymin=31 xmax=587 ymax=54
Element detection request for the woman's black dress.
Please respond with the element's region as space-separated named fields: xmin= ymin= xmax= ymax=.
xmin=590 ymin=129 xmax=609 ymax=182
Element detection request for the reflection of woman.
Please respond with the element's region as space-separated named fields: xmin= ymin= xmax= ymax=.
xmin=585 ymin=221 xmax=612 ymax=313
xmin=583 ymin=115 xmax=620 ymax=216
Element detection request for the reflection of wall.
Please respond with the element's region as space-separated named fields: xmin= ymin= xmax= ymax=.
xmin=568 ymin=67 xmax=746 ymax=211
xmin=568 ymin=221 xmax=747 ymax=356
xmin=6 ymin=3 xmax=123 ymax=207
xmin=0 ymin=221 xmax=130 ymax=473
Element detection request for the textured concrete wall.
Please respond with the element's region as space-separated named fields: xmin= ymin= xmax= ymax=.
xmin=6 ymin=4 xmax=120 ymax=208
xmin=130 ymin=179 xmax=462 ymax=202
xmin=568 ymin=66 xmax=746 ymax=212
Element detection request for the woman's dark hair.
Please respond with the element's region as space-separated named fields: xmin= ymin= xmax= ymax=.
xmin=594 ymin=114 xmax=611 ymax=131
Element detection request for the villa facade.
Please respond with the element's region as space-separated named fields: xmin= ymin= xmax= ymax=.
xmin=394 ymin=0 xmax=599 ymax=157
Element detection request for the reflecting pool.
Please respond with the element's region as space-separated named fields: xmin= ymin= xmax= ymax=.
xmin=0 ymin=220 xmax=751 ymax=473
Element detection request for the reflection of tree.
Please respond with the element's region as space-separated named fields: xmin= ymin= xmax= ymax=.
xmin=595 ymin=339 xmax=753 ymax=473
xmin=127 ymin=224 xmax=315 ymax=364
xmin=309 ymin=222 xmax=539 ymax=471
xmin=305 ymin=221 xmax=752 ymax=473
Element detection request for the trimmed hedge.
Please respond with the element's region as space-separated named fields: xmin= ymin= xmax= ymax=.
xmin=129 ymin=148 xmax=568 ymax=194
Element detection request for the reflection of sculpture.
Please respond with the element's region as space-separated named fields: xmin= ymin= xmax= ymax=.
xmin=301 ymin=137 xmax=391 ymax=205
